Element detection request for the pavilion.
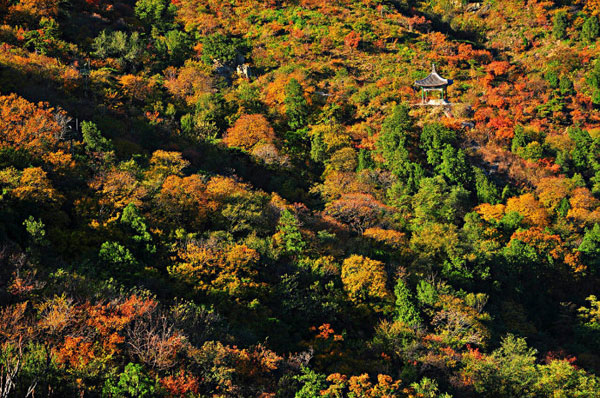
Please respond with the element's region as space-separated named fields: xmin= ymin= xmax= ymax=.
xmin=414 ymin=64 xmax=453 ymax=105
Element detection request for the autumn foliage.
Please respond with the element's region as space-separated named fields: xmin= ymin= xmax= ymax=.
xmin=222 ymin=114 xmax=276 ymax=150
xmin=2 ymin=0 xmax=600 ymax=396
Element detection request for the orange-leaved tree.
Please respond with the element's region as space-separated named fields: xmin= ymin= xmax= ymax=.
xmin=222 ymin=114 xmax=276 ymax=151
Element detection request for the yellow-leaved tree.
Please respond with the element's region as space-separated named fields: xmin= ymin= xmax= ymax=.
xmin=341 ymin=255 xmax=392 ymax=310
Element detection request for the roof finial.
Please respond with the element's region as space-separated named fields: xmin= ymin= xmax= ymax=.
xmin=432 ymin=63 xmax=437 ymax=74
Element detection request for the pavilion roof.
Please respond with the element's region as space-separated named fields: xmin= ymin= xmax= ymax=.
xmin=414 ymin=64 xmax=453 ymax=88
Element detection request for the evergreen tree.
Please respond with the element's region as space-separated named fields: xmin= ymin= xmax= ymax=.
xmin=99 ymin=241 xmax=138 ymax=275
xmin=135 ymin=0 xmax=176 ymax=32
xmin=92 ymin=31 xmax=144 ymax=71
xmin=582 ymin=16 xmax=600 ymax=43
xmin=568 ymin=127 xmax=592 ymax=171
xmin=81 ymin=121 xmax=112 ymax=152
xmin=420 ymin=123 xmax=456 ymax=168
xmin=545 ymin=69 xmax=559 ymax=89
xmin=376 ymin=103 xmax=413 ymax=179
xmin=155 ymin=29 xmax=191 ymax=66
xmin=277 ymin=209 xmax=305 ymax=255
xmin=285 ymin=78 xmax=309 ymax=131
xmin=201 ymin=33 xmax=248 ymax=66
xmin=394 ymin=278 xmax=422 ymax=326
xmin=474 ymin=168 xmax=500 ymax=204
xmin=103 ymin=363 xmax=157 ymax=398
xmin=511 ymin=125 xmax=528 ymax=152
xmin=439 ymin=145 xmax=472 ymax=187
xmin=579 ymin=223 xmax=600 ymax=273
xmin=121 ymin=203 xmax=156 ymax=257
xmin=557 ymin=197 xmax=570 ymax=217
xmin=553 ymin=11 xmax=568 ymax=40
xmin=294 ymin=367 xmax=327 ymax=398
xmin=559 ymin=75 xmax=575 ymax=96
xmin=357 ymin=149 xmax=375 ymax=171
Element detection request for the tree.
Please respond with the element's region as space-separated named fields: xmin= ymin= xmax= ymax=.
xmin=92 ymin=31 xmax=144 ymax=71
xmin=23 ymin=216 xmax=46 ymax=246
xmin=146 ymin=150 xmax=190 ymax=185
xmin=578 ymin=223 xmax=600 ymax=273
xmin=24 ymin=17 xmax=60 ymax=55
xmin=0 ymin=94 xmax=62 ymax=156
xmin=81 ymin=121 xmax=112 ymax=152
xmin=309 ymin=123 xmax=350 ymax=164
xmin=91 ymin=170 xmax=148 ymax=215
xmin=463 ymin=335 xmax=538 ymax=397
xmin=320 ymin=373 xmax=405 ymax=397
xmin=582 ymin=16 xmax=600 ymax=43
xmin=325 ymin=193 xmax=391 ymax=233
xmin=505 ymin=193 xmax=550 ymax=227
xmin=294 ymin=367 xmax=327 ymax=398
xmin=511 ymin=125 xmax=529 ymax=153
xmin=587 ymin=61 xmax=600 ymax=102
xmin=222 ymin=114 xmax=276 ymax=151
xmin=536 ymin=176 xmax=573 ymax=213
xmin=394 ymin=279 xmax=422 ymax=327
xmin=121 ymin=203 xmax=156 ymax=257
xmin=578 ymin=295 xmax=600 ymax=348
xmin=155 ymin=30 xmax=191 ymax=66
xmin=274 ymin=209 xmax=305 ymax=255
xmin=411 ymin=176 xmax=470 ymax=225
xmin=285 ymin=78 xmax=309 ymax=131
xmin=545 ymin=69 xmax=559 ymax=89
xmin=376 ymin=103 xmax=416 ymax=182
xmin=135 ymin=0 xmax=176 ymax=32
xmin=474 ymin=168 xmax=499 ymax=204
xmin=344 ymin=31 xmax=361 ymax=51
xmin=164 ymin=64 xmax=212 ymax=106
xmin=357 ymin=149 xmax=375 ymax=171
xmin=420 ymin=123 xmax=456 ymax=168
xmin=438 ymin=145 xmax=472 ymax=187
xmin=169 ymin=243 xmax=262 ymax=297
xmin=13 ymin=167 xmax=62 ymax=206
xmin=568 ymin=128 xmax=592 ymax=171
xmin=341 ymin=255 xmax=391 ymax=306
xmin=325 ymin=147 xmax=357 ymax=173
xmin=535 ymin=359 xmax=600 ymax=397
xmin=119 ymin=74 xmax=155 ymax=104
xmin=559 ymin=75 xmax=575 ymax=96
xmin=155 ymin=174 xmax=212 ymax=230
xmin=553 ymin=11 xmax=568 ymax=40
xmin=201 ymin=33 xmax=248 ymax=66
xmin=103 ymin=363 xmax=157 ymax=398
xmin=98 ymin=241 xmax=139 ymax=274
xmin=410 ymin=222 xmax=464 ymax=279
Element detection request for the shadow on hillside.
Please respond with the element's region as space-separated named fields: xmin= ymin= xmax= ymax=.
xmin=386 ymin=1 xmax=486 ymax=47
xmin=0 ymin=63 xmax=317 ymax=204
xmin=425 ymin=13 xmax=486 ymax=47
xmin=189 ymin=141 xmax=318 ymax=204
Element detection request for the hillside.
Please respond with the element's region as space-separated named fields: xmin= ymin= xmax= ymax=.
xmin=1 ymin=0 xmax=600 ymax=396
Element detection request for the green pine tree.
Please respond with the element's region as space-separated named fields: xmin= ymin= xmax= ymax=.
xmin=553 ymin=11 xmax=568 ymax=40
xmin=285 ymin=78 xmax=309 ymax=130
xmin=582 ymin=16 xmax=600 ymax=43
xmin=394 ymin=278 xmax=422 ymax=327
xmin=277 ymin=209 xmax=305 ymax=255
xmin=376 ymin=103 xmax=413 ymax=179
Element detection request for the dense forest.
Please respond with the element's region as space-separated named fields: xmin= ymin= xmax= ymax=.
xmin=3 ymin=0 xmax=600 ymax=396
